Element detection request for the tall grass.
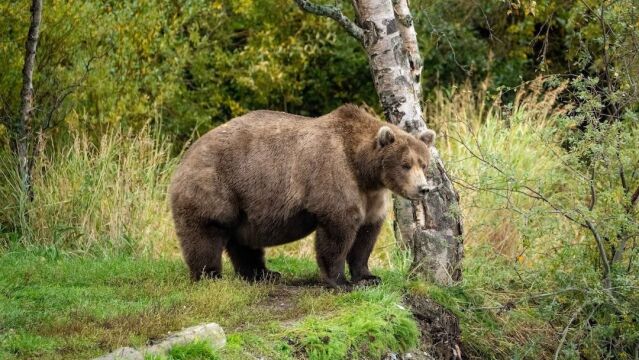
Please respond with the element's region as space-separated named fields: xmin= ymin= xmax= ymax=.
xmin=423 ymin=80 xmax=638 ymax=359
xmin=0 ymin=122 xmax=399 ymax=268
xmin=426 ymin=78 xmax=581 ymax=258
xmin=0 ymin=126 xmax=178 ymax=256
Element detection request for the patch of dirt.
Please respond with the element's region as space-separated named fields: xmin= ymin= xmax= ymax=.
xmin=256 ymin=278 xmax=326 ymax=325
xmin=405 ymin=294 xmax=463 ymax=360
xmin=262 ymin=285 xmax=304 ymax=314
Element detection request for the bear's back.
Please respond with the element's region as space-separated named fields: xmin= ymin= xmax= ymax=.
xmin=172 ymin=107 xmax=356 ymax=217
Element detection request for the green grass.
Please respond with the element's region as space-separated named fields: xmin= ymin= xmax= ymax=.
xmin=146 ymin=340 xmax=220 ymax=360
xmin=0 ymin=248 xmax=418 ymax=359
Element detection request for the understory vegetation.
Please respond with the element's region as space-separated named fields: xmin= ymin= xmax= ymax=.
xmin=1 ymin=82 xmax=636 ymax=359
xmin=0 ymin=250 xmax=417 ymax=359
xmin=1 ymin=0 xmax=638 ymax=359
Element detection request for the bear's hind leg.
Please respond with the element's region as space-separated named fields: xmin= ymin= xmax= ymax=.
xmin=226 ymin=240 xmax=280 ymax=281
xmin=177 ymin=220 xmax=228 ymax=281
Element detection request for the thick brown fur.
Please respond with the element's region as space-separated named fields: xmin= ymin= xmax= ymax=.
xmin=169 ymin=104 xmax=435 ymax=288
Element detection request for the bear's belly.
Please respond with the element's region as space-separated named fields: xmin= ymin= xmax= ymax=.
xmin=233 ymin=210 xmax=318 ymax=248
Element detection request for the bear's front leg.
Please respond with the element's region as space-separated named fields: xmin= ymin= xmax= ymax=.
xmin=315 ymin=220 xmax=359 ymax=289
xmin=226 ymin=240 xmax=281 ymax=282
xmin=348 ymin=221 xmax=383 ymax=285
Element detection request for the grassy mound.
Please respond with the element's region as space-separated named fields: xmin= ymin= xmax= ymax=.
xmin=0 ymin=250 xmax=417 ymax=360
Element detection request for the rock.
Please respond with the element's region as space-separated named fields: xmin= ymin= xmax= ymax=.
xmin=145 ymin=322 xmax=226 ymax=355
xmin=93 ymin=322 xmax=225 ymax=360
xmin=384 ymin=351 xmax=435 ymax=360
xmin=94 ymin=347 xmax=143 ymax=360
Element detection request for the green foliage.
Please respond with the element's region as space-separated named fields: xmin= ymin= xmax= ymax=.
xmin=286 ymin=291 xmax=418 ymax=359
xmin=412 ymin=0 xmax=639 ymax=97
xmin=161 ymin=340 xmax=220 ymax=360
xmin=2 ymin=0 xmax=636 ymax=147
xmin=427 ymin=78 xmax=638 ymax=359
xmin=0 ymin=0 xmax=375 ymax=143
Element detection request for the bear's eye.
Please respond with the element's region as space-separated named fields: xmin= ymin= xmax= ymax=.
xmin=402 ymin=163 xmax=411 ymax=170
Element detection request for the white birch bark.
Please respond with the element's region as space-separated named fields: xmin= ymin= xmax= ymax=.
xmin=391 ymin=0 xmax=422 ymax=100
xmin=294 ymin=0 xmax=463 ymax=285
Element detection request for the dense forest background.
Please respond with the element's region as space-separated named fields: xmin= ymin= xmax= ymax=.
xmin=0 ymin=0 xmax=638 ymax=359
xmin=3 ymin=0 xmax=636 ymax=138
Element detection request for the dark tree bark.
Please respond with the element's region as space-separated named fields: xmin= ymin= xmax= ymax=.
xmin=293 ymin=0 xmax=463 ymax=285
xmin=15 ymin=0 xmax=43 ymax=201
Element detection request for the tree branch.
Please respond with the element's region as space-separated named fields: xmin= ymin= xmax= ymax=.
xmin=554 ymin=303 xmax=585 ymax=360
xmin=589 ymin=165 xmax=596 ymax=211
xmin=292 ymin=0 xmax=364 ymax=43
xmin=585 ymin=219 xmax=612 ymax=289
xmin=450 ymin=130 xmax=616 ymax=289
xmin=631 ymin=185 xmax=639 ymax=208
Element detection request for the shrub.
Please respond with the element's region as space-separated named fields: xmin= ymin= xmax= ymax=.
xmin=426 ymin=80 xmax=638 ymax=359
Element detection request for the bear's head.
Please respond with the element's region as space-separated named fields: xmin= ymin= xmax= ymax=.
xmin=376 ymin=126 xmax=436 ymax=200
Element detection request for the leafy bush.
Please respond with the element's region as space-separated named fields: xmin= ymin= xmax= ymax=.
xmin=427 ymin=81 xmax=638 ymax=359
xmin=3 ymin=0 xmax=636 ymax=146
xmin=0 ymin=0 xmax=375 ymax=143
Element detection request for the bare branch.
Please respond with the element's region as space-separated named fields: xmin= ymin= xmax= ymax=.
xmin=292 ymin=0 xmax=364 ymax=43
xmin=618 ymin=151 xmax=629 ymax=194
xmin=554 ymin=303 xmax=585 ymax=360
xmin=450 ymin=127 xmax=617 ymax=288
xmin=599 ymin=2 xmax=619 ymax=117
xmin=612 ymin=233 xmax=631 ymax=266
xmin=589 ymin=166 xmax=596 ymax=211
xmin=585 ymin=219 xmax=612 ymax=289
xmin=632 ymin=185 xmax=639 ymax=208
xmin=628 ymin=237 xmax=637 ymax=273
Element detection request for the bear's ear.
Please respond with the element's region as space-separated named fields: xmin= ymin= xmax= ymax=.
xmin=418 ymin=129 xmax=436 ymax=147
xmin=376 ymin=126 xmax=395 ymax=148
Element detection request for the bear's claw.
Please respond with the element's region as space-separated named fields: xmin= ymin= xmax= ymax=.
xmin=245 ymin=269 xmax=281 ymax=282
xmin=351 ymin=274 xmax=381 ymax=286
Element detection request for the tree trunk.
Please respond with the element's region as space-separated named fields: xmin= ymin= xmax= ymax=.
xmin=15 ymin=0 xmax=43 ymax=201
xmin=293 ymin=0 xmax=463 ymax=285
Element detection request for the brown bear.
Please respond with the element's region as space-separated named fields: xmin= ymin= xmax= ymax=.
xmin=169 ymin=104 xmax=435 ymax=288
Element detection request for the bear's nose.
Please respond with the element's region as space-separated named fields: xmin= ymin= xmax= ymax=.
xmin=418 ymin=185 xmax=430 ymax=196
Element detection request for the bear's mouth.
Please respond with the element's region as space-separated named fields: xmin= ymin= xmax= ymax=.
xmin=400 ymin=191 xmax=424 ymax=201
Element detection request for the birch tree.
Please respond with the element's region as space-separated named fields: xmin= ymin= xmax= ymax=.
xmin=14 ymin=0 xmax=43 ymax=201
xmin=294 ymin=0 xmax=463 ymax=285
